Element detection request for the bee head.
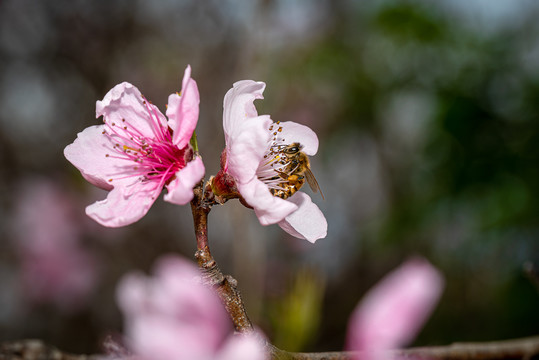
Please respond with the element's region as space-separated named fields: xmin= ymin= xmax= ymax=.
xmin=283 ymin=142 xmax=302 ymax=155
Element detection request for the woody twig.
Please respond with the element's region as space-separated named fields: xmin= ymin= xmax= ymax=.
xmin=190 ymin=182 xmax=253 ymax=333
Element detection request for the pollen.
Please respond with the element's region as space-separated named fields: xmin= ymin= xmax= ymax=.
xmin=123 ymin=145 xmax=139 ymax=152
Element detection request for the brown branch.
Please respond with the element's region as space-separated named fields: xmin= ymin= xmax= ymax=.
xmin=190 ymin=187 xmax=211 ymax=251
xmin=190 ymin=182 xmax=253 ymax=333
xmin=2 ymin=336 xmax=538 ymax=360
xmin=0 ymin=340 xmax=95 ymax=360
xmin=194 ymin=245 xmax=253 ymax=333
xmin=276 ymin=335 xmax=539 ymax=360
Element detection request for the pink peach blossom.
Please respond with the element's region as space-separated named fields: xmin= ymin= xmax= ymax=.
xmin=116 ymin=255 xmax=266 ymax=360
xmin=346 ymin=258 xmax=444 ymax=360
xmin=221 ymin=80 xmax=327 ymax=243
xmin=13 ymin=179 xmax=98 ymax=311
xmin=64 ymin=66 xmax=204 ymax=227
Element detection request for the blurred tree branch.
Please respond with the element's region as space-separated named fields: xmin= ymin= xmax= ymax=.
xmin=2 ymin=336 xmax=538 ymax=360
xmin=280 ymin=336 xmax=539 ymax=360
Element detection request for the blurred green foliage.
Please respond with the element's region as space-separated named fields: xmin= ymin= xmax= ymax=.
xmin=269 ymin=268 xmax=326 ymax=352
xmin=265 ymin=1 xmax=539 ymax=349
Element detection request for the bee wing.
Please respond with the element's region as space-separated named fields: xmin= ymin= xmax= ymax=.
xmin=305 ymin=168 xmax=324 ymax=200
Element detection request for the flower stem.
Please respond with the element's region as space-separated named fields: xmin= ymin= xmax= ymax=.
xmin=190 ymin=191 xmax=210 ymax=251
xmin=190 ymin=181 xmax=253 ymax=333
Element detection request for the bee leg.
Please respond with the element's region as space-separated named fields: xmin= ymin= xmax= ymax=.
xmin=287 ymin=174 xmax=303 ymax=185
xmin=275 ymin=170 xmax=290 ymax=180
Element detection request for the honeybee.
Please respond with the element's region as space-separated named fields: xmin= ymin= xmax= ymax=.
xmin=269 ymin=142 xmax=324 ymax=200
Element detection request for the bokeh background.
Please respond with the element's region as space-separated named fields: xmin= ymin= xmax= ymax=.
xmin=1 ymin=0 xmax=538 ymax=354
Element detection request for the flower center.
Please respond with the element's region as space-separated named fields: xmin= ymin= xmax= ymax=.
xmin=103 ymin=98 xmax=187 ymax=198
xmin=256 ymin=121 xmax=294 ymax=191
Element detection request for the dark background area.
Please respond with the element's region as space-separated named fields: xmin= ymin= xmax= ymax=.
xmin=0 ymin=0 xmax=538 ymax=354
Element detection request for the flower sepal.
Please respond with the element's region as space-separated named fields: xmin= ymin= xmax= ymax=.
xmin=210 ymin=149 xmax=240 ymax=204
xmin=210 ymin=170 xmax=240 ymax=203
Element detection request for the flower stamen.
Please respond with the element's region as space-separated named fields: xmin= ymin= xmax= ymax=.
xmin=102 ymin=99 xmax=186 ymax=190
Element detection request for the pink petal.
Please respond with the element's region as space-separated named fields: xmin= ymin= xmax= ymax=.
xmin=152 ymin=255 xmax=230 ymax=344
xmin=226 ymin=115 xmax=272 ymax=182
xmin=97 ymin=82 xmax=167 ymax=140
xmin=238 ymin=180 xmax=298 ymax=225
xmin=64 ymin=125 xmax=125 ymax=190
xmin=223 ymin=80 xmax=266 ymax=141
xmin=85 ymin=182 xmax=158 ymax=227
xmin=217 ymin=334 xmax=267 ymax=360
xmin=116 ymin=256 xmax=233 ymax=360
xmin=346 ymin=258 xmax=444 ymax=355
xmin=164 ymin=156 xmax=205 ymax=205
xmin=167 ymin=65 xmax=200 ymax=149
xmin=274 ymin=121 xmax=319 ymax=156
xmin=115 ymin=272 xmax=149 ymax=315
xmin=130 ymin=315 xmax=214 ymax=360
xmin=277 ymin=192 xmax=327 ymax=242
xmin=13 ymin=179 xmax=99 ymax=310
xmin=14 ymin=179 xmax=80 ymax=249
xmin=154 ymin=254 xmax=201 ymax=283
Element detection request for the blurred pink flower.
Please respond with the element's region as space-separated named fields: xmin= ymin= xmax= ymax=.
xmin=64 ymin=65 xmax=204 ymax=227
xmin=346 ymin=258 xmax=444 ymax=360
xmin=116 ymin=255 xmax=267 ymax=360
xmin=13 ymin=179 xmax=98 ymax=311
xmin=219 ymin=80 xmax=327 ymax=243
